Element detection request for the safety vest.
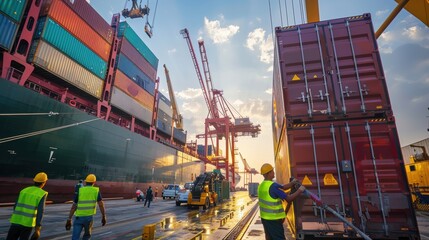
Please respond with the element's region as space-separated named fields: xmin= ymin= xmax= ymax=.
xmin=258 ymin=180 xmax=286 ymax=220
xmin=10 ymin=186 xmax=48 ymax=227
xmin=75 ymin=186 xmax=99 ymax=217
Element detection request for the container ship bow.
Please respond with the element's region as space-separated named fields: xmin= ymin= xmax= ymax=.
xmin=271 ymin=14 xmax=419 ymax=240
xmin=0 ymin=0 xmax=228 ymax=203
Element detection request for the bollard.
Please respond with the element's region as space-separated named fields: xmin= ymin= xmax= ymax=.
xmin=142 ymin=224 xmax=156 ymax=240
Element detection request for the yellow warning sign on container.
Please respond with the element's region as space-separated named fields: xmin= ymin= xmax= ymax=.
xmin=324 ymin=173 xmax=338 ymax=186
xmin=302 ymin=175 xmax=312 ymax=185
xmin=292 ymin=74 xmax=301 ymax=81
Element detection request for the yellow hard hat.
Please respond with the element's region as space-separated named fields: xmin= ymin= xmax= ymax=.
xmin=85 ymin=174 xmax=96 ymax=183
xmin=260 ymin=163 xmax=274 ymax=175
xmin=33 ymin=172 xmax=48 ymax=182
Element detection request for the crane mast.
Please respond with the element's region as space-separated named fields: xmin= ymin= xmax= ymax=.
xmin=180 ymin=29 xmax=214 ymax=119
xmin=163 ymin=64 xmax=183 ymax=130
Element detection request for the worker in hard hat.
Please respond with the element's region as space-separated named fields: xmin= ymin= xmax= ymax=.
xmin=65 ymin=174 xmax=107 ymax=239
xmin=6 ymin=172 xmax=48 ymax=240
xmin=258 ymin=163 xmax=305 ymax=240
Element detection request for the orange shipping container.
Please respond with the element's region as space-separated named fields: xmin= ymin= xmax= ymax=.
xmin=40 ymin=0 xmax=111 ymax=61
xmin=114 ymin=70 xmax=154 ymax=110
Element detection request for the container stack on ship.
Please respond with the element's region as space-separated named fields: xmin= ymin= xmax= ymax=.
xmin=0 ymin=0 xmax=209 ymax=203
xmin=271 ymin=14 xmax=420 ymax=239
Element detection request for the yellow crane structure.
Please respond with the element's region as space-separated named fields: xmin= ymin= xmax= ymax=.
xmin=163 ymin=64 xmax=184 ymax=144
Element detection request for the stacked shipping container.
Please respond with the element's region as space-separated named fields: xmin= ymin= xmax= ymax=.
xmin=0 ymin=0 xmax=27 ymax=51
xmin=111 ymin=20 xmax=158 ymax=125
xmin=272 ymin=14 xmax=419 ymax=239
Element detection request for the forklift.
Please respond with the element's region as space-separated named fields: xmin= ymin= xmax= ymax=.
xmin=187 ymin=170 xmax=227 ymax=210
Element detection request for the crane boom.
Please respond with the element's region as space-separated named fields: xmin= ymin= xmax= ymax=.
xmin=180 ymin=28 xmax=214 ymax=118
xmin=163 ymin=64 xmax=183 ymax=130
xmin=198 ymin=40 xmax=220 ymax=119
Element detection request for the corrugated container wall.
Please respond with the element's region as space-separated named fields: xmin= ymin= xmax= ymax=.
xmin=272 ymin=14 xmax=419 ymax=240
xmin=120 ymin=38 xmax=157 ymax=81
xmin=40 ymin=0 xmax=112 ymax=61
xmin=33 ymin=17 xmax=107 ymax=79
xmin=62 ymin=0 xmax=113 ymax=43
xmin=113 ymin=70 xmax=154 ymax=110
xmin=0 ymin=13 xmax=18 ymax=51
xmin=275 ymin=14 xmax=391 ymax=123
xmin=116 ymin=53 xmax=155 ymax=95
xmin=173 ymin=128 xmax=186 ymax=144
xmin=110 ymin=87 xmax=152 ymax=125
xmin=28 ymin=40 xmax=104 ymax=98
xmin=158 ymin=93 xmax=173 ymax=117
xmin=156 ymin=119 xmax=171 ymax=136
xmin=118 ymin=21 xmax=159 ymax=71
xmin=0 ymin=0 xmax=27 ymax=22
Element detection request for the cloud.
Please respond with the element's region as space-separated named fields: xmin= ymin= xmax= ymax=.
xmin=246 ymin=28 xmax=274 ymax=64
xmin=204 ymin=17 xmax=239 ymax=44
xmin=167 ymin=48 xmax=177 ymax=54
xmin=265 ymin=88 xmax=272 ymax=95
xmin=177 ymin=88 xmax=202 ymax=100
xmin=402 ymin=26 xmax=429 ymax=42
xmin=375 ymin=9 xmax=389 ymax=18
xmin=235 ymin=98 xmax=271 ymax=118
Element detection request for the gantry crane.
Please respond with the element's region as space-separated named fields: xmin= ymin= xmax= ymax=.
xmin=238 ymin=152 xmax=258 ymax=189
xmin=180 ymin=28 xmax=261 ymax=188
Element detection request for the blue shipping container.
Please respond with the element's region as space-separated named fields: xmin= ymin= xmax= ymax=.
xmin=0 ymin=13 xmax=18 ymax=51
xmin=118 ymin=21 xmax=158 ymax=70
xmin=173 ymin=128 xmax=187 ymax=144
xmin=34 ymin=17 xmax=107 ymax=79
xmin=117 ymin=53 xmax=155 ymax=95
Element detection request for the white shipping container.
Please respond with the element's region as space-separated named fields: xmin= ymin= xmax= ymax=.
xmin=110 ymin=87 xmax=152 ymax=125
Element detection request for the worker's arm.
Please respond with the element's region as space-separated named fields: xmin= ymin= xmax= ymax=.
xmin=35 ymin=194 xmax=47 ymax=226
xmin=67 ymin=203 xmax=77 ymax=220
xmin=282 ymin=178 xmax=298 ymax=190
xmin=285 ymin=186 xmax=305 ymax=203
xmin=98 ymin=192 xmax=107 ymax=226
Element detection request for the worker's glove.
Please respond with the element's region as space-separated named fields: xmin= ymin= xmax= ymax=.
xmin=298 ymin=185 xmax=306 ymax=192
xmin=65 ymin=219 xmax=72 ymax=231
xmin=101 ymin=215 xmax=107 ymax=226
xmin=30 ymin=226 xmax=41 ymax=240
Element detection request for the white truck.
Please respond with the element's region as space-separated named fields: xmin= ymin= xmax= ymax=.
xmin=175 ymin=182 xmax=194 ymax=206
xmin=162 ymin=184 xmax=183 ymax=199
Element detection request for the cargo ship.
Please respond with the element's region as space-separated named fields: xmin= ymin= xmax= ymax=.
xmin=271 ymin=14 xmax=420 ymax=239
xmin=0 ymin=0 xmax=238 ymax=203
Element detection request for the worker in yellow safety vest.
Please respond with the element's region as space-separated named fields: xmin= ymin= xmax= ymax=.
xmin=65 ymin=174 xmax=106 ymax=240
xmin=6 ymin=172 xmax=48 ymax=240
xmin=258 ymin=163 xmax=305 ymax=240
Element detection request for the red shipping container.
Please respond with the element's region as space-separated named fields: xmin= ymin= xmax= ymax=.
xmin=61 ymin=0 xmax=113 ymax=43
xmin=120 ymin=38 xmax=157 ymax=82
xmin=273 ymin=117 xmax=419 ymax=239
xmin=275 ymin=14 xmax=391 ymax=122
xmin=40 ymin=0 xmax=111 ymax=61
xmin=114 ymin=70 xmax=154 ymax=110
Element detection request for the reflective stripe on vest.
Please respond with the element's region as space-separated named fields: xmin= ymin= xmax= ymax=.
xmin=75 ymin=186 xmax=99 ymax=217
xmin=258 ymin=180 xmax=286 ymax=220
xmin=10 ymin=186 xmax=47 ymax=227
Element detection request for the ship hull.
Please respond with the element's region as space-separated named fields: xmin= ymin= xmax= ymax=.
xmin=0 ymin=78 xmax=207 ymax=203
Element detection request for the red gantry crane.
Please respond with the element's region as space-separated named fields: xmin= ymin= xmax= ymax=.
xmin=180 ymin=28 xmax=261 ymax=188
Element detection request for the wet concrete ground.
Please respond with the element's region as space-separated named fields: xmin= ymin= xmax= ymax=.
xmin=0 ymin=191 xmax=256 ymax=240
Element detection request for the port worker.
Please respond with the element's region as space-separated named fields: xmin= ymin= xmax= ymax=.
xmin=258 ymin=163 xmax=305 ymax=240
xmin=65 ymin=174 xmax=106 ymax=240
xmin=135 ymin=188 xmax=144 ymax=202
xmin=6 ymin=172 xmax=48 ymax=240
xmin=144 ymin=186 xmax=153 ymax=208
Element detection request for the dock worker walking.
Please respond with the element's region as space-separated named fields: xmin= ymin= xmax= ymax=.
xmin=258 ymin=163 xmax=305 ymax=240
xmin=144 ymin=186 xmax=153 ymax=208
xmin=65 ymin=174 xmax=106 ymax=240
xmin=6 ymin=172 xmax=48 ymax=240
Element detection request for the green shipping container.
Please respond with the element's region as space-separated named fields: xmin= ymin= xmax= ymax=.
xmin=0 ymin=0 xmax=27 ymax=22
xmin=35 ymin=17 xmax=107 ymax=79
xmin=118 ymin=21 xmax=158 ymax=70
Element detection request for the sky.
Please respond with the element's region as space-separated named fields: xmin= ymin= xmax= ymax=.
xmin=89 ymin=0 xmax=429 ymax=186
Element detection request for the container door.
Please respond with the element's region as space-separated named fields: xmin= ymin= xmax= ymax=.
xmin=288 ymin=119 xmax=418 ymax=239
xmin=323 ymin=16 xmax=391 ymax=117
xmin=277 ymin=24 xmax=334 ymax=120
